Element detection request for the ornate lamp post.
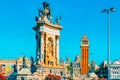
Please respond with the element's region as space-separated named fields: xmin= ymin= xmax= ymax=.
xmin=101 ymin=8 xmax=115 ymax=80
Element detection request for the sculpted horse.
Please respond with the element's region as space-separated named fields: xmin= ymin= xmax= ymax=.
xmin=43 ymin=2 xmax=51 ymax=20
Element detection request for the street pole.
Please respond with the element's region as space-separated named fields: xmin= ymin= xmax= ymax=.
xmin=107 ymin=10 xmax=110 ymax=80
xmin=101 ymin=8 xmax=115 ymax=80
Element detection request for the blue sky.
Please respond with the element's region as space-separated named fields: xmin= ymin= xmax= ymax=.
xmin=0 ymin=0 xmax=120 ymax=65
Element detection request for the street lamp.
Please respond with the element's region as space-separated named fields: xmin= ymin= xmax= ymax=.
xmin=101 ymin=8 xmax=115 ymax=80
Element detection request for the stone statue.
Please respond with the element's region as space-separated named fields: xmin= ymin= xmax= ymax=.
xmin=30 ymin=56 xmax=37 ymax=74
xmin=38 ymin=8 xmax=42 ymax=17
xmin=35 ymin=16 xmax=38 ymax=21
xmin=43 ymin=2 xmax=51 ymax=20
xmin=38 ymin=8 xmax=45 ymax=18
xmin=55 ymin=16 xmax=62 ymax=25
xmin=36 ymin=2 xmax=52 ymax=22
xmin=55 ymin=16 xmax=59 ymax=25
xmin=47 ymin=41 xmax=53 ymax=55
xmin=60 ymin=58 xmax=64 ymax=64
xmin=22 ymin=56 xmax=27 ymax=68
xmin=30 ymin=56 xmax=34 ymax=64
xmin=66 ymin=57 xmax=70 ymax=64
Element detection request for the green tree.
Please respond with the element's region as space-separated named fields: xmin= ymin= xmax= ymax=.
xmin=67 ymin=66 xmax=73 ymax=75
xmin=5 ymin=65 xmax=13 ymax=75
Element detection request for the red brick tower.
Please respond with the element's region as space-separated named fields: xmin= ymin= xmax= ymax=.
xmin=81 ymin=35 xmax=89 ymax=75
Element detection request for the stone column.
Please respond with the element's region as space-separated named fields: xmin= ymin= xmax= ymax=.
xmin=40 ymin=31 xmax=44 ymax=63
xmin=56 ymin=35 xmax=60 ymax=64
xmin=36 ymin=31 xmax=40 ymax=63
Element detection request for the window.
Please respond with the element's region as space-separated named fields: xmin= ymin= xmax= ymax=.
xmin=21 ymin=77 xmax=24 ymax=80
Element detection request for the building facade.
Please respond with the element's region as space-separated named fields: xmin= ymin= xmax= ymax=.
xmin=110 ymin=60 xmax=120 ymax=80
xmin=72 ymin=55 xmax=81 ymax=77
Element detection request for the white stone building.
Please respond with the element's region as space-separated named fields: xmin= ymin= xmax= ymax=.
xmin=110 ymin=60 xmax=120 ymax=80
